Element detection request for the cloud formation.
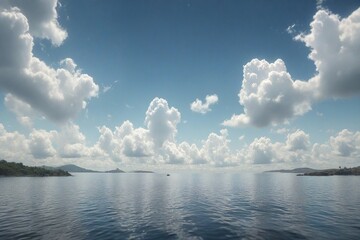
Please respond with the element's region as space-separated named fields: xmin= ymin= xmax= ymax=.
xmin=145 ymin=98 xmax=181 ymax=147
xmin=0 ymin=1 xmax=98 ymax=124
xmin=223 ymin=59 xmax=313 ymax=127
xmin=224 ymin=7 xmax=360 ymax=128
xmin=330 ymin=129 xmax=360 ymax=157
xmin=0 ymin=103 xmax=359 ymax=168
xmin=0 ymin=0 xmax=67 ymax=46
xmin=190 ymin=94 xmax=219 ymax=114
xmin=297 ymin=8 xmax=360 ymax=98
xmin=286 ymin=130 xmax=310 ymax=151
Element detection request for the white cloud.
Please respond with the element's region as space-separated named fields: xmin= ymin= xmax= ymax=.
xmin=0 ymin=104 xmax=359 ymax=168
xmin=190 ymin=94 xmax=219 ymax=114
xmin=296 ymin=8 xmax=360 ymax=98
xmin=274 ymin=127 xmax=289 ymax=135
xmin=200 ymin=129 xmax=233 ymax=166
xmin=286 ymin=129 xmax=310 ymax=151
xmin=329 ymin=129 xmax=360 ymax=157
xmin=0 ymin=0 xmax=67 ymax=46
xmin=145 ymin=97 xmax=181 ymax=147
xmin=118 ymin=121 xmax=153 ymax=158
xmin=103 ymin=85 xmax=112 ymax=93
xmin=94 ymin=98 xmax=236 ymax=166
xmin=244 ymin=137 xmax=275 ymax=164
xmin=29 ymin=129 xmax=56 ymax=159
xmin=0 ymin=124 xmax=29 ymax=161
xmin=316 ymin=0 xmax=326 ymax=10
xmin=286 ymin=24 xmax=296 ymax=34
xmin=223 ymin=59 xmax=313 ymax=127
xmin=224 ymin=7 xmax=360 ymax=128
xmin=4 ymin=93 xmax=34 ymax=127
xmin=0 ymin=2 xmax=98 ymax=124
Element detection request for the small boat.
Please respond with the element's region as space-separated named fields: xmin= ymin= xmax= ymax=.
xmin=167 ymin=174 xmax=170 ymax=176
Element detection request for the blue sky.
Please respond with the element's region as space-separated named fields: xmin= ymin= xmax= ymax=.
xmin=0 ymin=0 xmax=359 ymax=171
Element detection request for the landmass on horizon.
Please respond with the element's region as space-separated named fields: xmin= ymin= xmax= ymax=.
xmin=0 ymin=160 xmax=154 ymax=176
xmin=0 ymin=160 xmax=71 ymax=177
xmin=266 ymin=166 xmax=360 ymax=176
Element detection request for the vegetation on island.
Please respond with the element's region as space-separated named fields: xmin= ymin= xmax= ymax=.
xmin=132 ymin=170 xmax=154 ymax=173
xmin=265 ymin=168 xmax=320 ymax=174
xmin=299 ymin=166 xmax=360 ymax=176
xmin=0 ymin=160 xmax=71 ymax=177
xmin=266 ymin=166 xmax=360 ymax=176
xmin=105 ymin=168 xmax=125 ymax=173
xmin=55 ymin=164 xmax=99 ymax=173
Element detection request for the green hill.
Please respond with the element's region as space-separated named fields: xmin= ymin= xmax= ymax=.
xmin=57 ymin=164 xmax=99 ymax=173
xmin=0 ymin=160 xmax=71 ymax=177
xmin=302 ymin=166 xmax=360 ymax=176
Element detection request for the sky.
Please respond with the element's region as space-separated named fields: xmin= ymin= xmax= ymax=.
xmin=0 ymin=0 xmax=360 ymax=172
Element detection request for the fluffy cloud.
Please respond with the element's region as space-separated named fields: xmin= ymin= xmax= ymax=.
xmin=117 ymin=121 xmax=153 ymax=158
xmin=286 ymin=130 xmax=310 ymax=151
xmin=4 ymin=93 xmax=34 ymax=127
xmin=329 ymin=129 xmax=360 ymax=157
xmin=296 ymin=8 xmax=360 ymax=98
xmin=94 ymin=98 xmax=236 ymax=166
xmin=243 ymin=137 xmax=275 ymax=164
xmin=55 ymin=123 xmax=89 ymax=158
xmin=145 ymin=97 xmax=181 ymax=147
xmin=0 ymin=124 xmax=28 ymax=161
xmin=223 ymin=59 xmax=313 ymax=127
xmin=0 ymin=2 xmax=98 ymax=124
xmin=29 ymin=129 xmax=56 ymax=159
xmin=96 ymin=98 xmax=181 ymax=162
xmin=190 ymin=94 xmax=219 ymax=114
xmin=0 ymin=0 xmax=67 ymax=46
xmin=0 ymin=109 xmax=359 ymax=168
xmin=225 ymin=7 xmax=360 ymax=128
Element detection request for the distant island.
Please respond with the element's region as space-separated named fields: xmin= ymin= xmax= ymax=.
xmin=299 ymin=166 xmax=360 ymax=176
xmin=44 ymin=164 xmax=151 ymax=174
xmin=54 ymin=164 xmax=99 ymax=173
xmin=105 ymin=168 xmax=125 ymax=173
xmin=266 ymin=166 xmax=360 ymax=176
xmin=0 ymin=160 xmax=71 ymax=177
xmin=265 ymin=168 xmax=320 ymax=174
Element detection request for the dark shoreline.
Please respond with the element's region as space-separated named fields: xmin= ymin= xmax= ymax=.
xmin=297 ymin=166 xmax=360 ymax=176
xmin=0 ymin=160 xmax=71 ymax=177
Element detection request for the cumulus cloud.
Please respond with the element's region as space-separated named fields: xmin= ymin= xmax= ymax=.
xmin=244 ymin=137 xmax=275 ymax=164
xmin=94 ymin=98 xmax=236 ymax=166
xmin=224 ymin=7 xmax=360 ymax=128
xmin=117 ymin=121 xmax=153 ymax=158
xmin=0 ymin=0 xmax=67 ymax=46
xmin=54 ymin=124 xmax=85 ymax=158
xmin=0 ymin=2 xmax=98 ymax=124
xmin=0 ymin=107 xmax=359 ymax=168
xmin=297 ymin=8 xmax=360 ymax=98
xmin=190 ymin=94 xmax=219 ymax=114
xmin=145 ymin=97 xmax=181 ymax=147
xmin=4 ymin=93 xmax=34 ymax=127
xmin=329 ymin=129 xmax=360 ymax=157
xmin=0 ymin=124 xmax=28 ymax=161
xmin=95 ymin=98 xmax=181 ymax=162
xmin=29 ymin=129 xmax=56 ymax=159
xmin=286 ymin=129 xmax=310 ymax=151
xmin=223 ymin=59 xmax=313 ymax=127
xmin=200 ymin=129 xmax=233 ymax=166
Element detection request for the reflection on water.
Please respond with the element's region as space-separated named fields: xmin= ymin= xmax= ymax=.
xmin=0 ymin=173 xmax=359 ymax=239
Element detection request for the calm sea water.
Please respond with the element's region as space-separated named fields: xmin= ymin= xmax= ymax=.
xmin=0 ymin=173 xmax=359 ymax=239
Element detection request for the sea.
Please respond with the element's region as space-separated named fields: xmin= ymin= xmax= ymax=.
xmin=0 ymin=172 xmax=359 ymax=239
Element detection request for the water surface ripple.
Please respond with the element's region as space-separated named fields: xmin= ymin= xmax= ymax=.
xmin=0 ymin=173 xmax=359 ymax=239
